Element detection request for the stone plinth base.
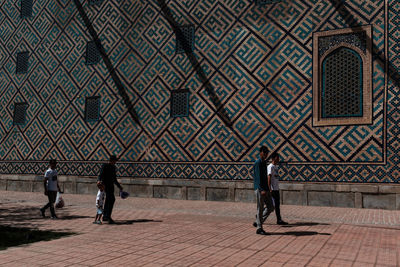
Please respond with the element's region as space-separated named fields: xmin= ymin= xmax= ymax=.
xmin=1 ymin=175 xmax=399 ymax=210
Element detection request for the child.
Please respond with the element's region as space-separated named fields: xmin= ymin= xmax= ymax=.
xmin=268 ymin=152 xmax=288 ymax=225
xmin=94 ymin=182 xmax=105 ymax=224
xmin=40 ymin=159 xmax=61 ymax=219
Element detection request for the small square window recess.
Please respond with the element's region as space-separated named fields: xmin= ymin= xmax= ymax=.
xmin=171 ymin=89 xmax=190 ymax=117
xmin=86 ymin=41 xmax=100 ymax=65
xmin=175 ymin=25 xmax=195 ymax=54
xmin=255 ymin=0 xmax=280 ymax=5
xmin=85 ymin=96 xmax=100 ymax=122
xmin=16 ymin=51 xmax=29 ymax=74
xmin=13 ymin=102 xmax=28 ymax=125
xmin=89 ymin=0 xmax=103 ymax=5
xmin=20 ymin=0 xmax=33 ymax=18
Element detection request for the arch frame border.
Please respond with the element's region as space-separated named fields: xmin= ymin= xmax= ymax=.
xmin=312 ymin=25 xmax=373 ymax=127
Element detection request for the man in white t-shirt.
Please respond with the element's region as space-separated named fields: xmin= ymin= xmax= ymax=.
xmin=268 ymin=152 xmax=288 ymax=225
xmin=40 ymin=159 xmax=61 ymax=219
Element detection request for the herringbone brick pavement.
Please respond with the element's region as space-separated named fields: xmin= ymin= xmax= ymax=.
xmin=0 ymin=191 xmax=399 ymax=266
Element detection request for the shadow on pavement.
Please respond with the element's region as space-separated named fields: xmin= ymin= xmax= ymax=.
xmin=0 ymin=225 xmax=73 ymax=250
xmin=0 ymin=207 xmax=43 ymax=227
xmin=284 ymin=231 xmax=331 ymax=236
xmin=0 ymin=206 xmax=92 ymax=227
xmin=57 ymin=215 xmax=93 ymax=220
xmin=270 ymin=231 xmax=331 ymax=236
xmin=280 ymin=222 xmax=330 ymax=228
xmin=114 ymin=219 xmax=162 ymax=225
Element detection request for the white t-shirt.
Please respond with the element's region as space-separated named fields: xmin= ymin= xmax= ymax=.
xmin=96 ymin=190 xmax=105 ymax=208
xmin=267 ymin=163 xmax=279 ymax=191
xmin=44 ymin=168 xmax=58 ymax=191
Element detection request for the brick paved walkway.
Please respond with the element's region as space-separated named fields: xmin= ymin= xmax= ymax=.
xmin=0 ymin=190 xmax=399 ymax=266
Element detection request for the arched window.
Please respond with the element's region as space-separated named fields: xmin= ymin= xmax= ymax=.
xmin=313 ymin=26 xmax=372 ymax=126
xmin=322 ymin=47 xmax=363 ymax=118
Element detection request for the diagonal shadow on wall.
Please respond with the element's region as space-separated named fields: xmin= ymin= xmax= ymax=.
xmin=328 ymin=0 xmax=399 ymax=90
xmin=72 ymin=0 xmax=141 ymax=126
xmin=156 ymin=0 xmax=233 ymax=127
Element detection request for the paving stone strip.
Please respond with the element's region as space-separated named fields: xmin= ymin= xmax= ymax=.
xmin=0 ymin=191 xmax=399 ymax=266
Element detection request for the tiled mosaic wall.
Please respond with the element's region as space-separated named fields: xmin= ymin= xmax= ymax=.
xmin=0 ymin=0 xmax=398 ymax=183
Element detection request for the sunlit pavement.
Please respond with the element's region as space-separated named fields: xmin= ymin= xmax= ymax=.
xmin=0 ymin=190 xmax=399 ymax=266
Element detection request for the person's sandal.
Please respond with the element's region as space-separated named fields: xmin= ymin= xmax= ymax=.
xmin=256 ymin=228 xmax=270 ymax=235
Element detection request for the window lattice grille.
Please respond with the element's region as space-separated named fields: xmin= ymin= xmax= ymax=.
xmin=89 ymin=0 xmax=103 ymax=5
xmin=255 ymin=0 xmax=281 ymax=5
xmin=85 ymin=97 xmax=100 ymax=122
xmin=322 ymin=48 xmax=363 ymax=118
xmin=13 ymin=103 xmax=28 ymax=125
xmin=171 ymin=90 xmax=190 ymax=117
xmin=16 ymin=52 xmax=29 ymax=74
xmin=86 ymin=41 xmax=100 ymax=65
xmin=175 ymin=25 xmax=195 ymax=54
xmin=20 ymin=0 xmax=33 ymax=18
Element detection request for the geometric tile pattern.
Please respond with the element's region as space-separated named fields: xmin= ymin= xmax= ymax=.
xmin=0 ymin=0 xmax=397 ymax=183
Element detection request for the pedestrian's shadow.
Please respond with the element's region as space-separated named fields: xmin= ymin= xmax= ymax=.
xmin=275 ymin=231 xmax=331 ymax=236
xmin=114 ymin=219 xmax=162 ymax=225
xmin=58 ymin=215 xmax=93 ymax=220
xmin=280 ymin=222 xmax=330 ymax=228
xmin=271 ymin=222 xmax=331 ymax=236
xmin=0 ymin=207 xmax=44 ymax=228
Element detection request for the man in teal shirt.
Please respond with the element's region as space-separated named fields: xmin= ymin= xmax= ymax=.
xmin=253 ymin=146 xmax=274 ymax=235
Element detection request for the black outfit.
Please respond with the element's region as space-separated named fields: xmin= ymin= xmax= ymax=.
xmin=98 ymin=163 xmax=122 ymax=220
xmin=42 ymin=191 xmax=57 ymax=217
xmin=271 ymin=190 xmax=282 ymax=222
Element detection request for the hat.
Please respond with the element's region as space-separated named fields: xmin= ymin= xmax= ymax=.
xmin=109 ymin=155 xmax=118 ymax=161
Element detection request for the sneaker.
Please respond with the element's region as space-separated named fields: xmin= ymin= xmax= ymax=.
xmin=277 ymin=220 xmax=288 ymax=225
xmin=51 ymin=215 xmax=58 ymax=219
xmin=40 ymin=208 xmax=45 ymax=218
xmin=253 ymin=222 xmax=257 ymax=228
xmin=256 ymin=228 xmax=270 ymax=235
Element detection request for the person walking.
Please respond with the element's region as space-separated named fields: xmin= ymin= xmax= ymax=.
xmin=253 ymin=146 xmax=274 ymax=235
xmin=98 ymin=155 xmax=123 ymax=224
xmin=40 ymin=159 xmax=61 ymax=219
xmin=268 ymin=152 xmax=288 ymax=225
